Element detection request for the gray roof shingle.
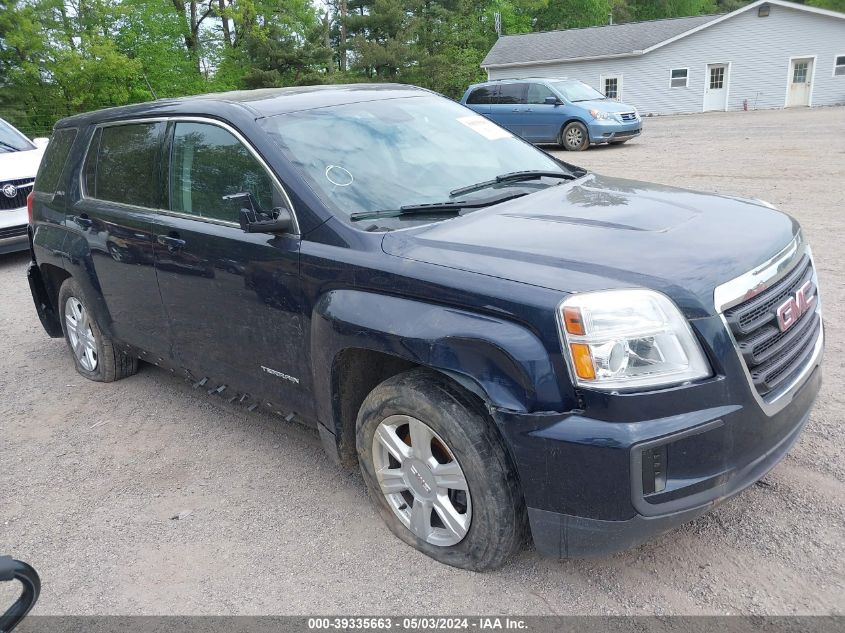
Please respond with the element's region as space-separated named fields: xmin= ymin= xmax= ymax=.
xmin=481 ymin=14 xmax=720 ymax=67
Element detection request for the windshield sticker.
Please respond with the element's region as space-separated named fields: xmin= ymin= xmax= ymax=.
xmin=326 ymin=165 xmax=354 ymax=187
xmin=456 ymin=116 xmax=513 ymax=141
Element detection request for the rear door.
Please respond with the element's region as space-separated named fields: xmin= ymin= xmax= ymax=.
xmin=487 ymin=83 xmax=527 ymax=136
xmin=151 ymin=119 xmax=308 ymax=411
xmin=522 ymin=83 xmax=562 ymax=143
xmin=72 ymin=121 xmax=171 ymax=358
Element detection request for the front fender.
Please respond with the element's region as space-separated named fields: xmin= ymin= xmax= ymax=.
xmin=310 ymin=289 xmax=569 ymax=427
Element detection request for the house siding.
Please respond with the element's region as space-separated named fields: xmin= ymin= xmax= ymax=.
xmin=486 ymin=6 xmax=845 ymax=115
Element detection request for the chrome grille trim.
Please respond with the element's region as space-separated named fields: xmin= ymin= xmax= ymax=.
xmin=714 ymin=232 xmax=823 ymax=416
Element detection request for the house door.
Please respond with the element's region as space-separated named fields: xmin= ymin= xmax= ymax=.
xmin=787 ymin=57 xmax=813 ymax=107
xmin=704 ymin=64 xmax=729 ymax=111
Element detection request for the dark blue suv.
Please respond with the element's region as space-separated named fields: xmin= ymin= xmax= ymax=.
xmin=27 ymin=85 xmax=822 ymax=570
xmin=461 ymin=78 xmax=642 ymax=150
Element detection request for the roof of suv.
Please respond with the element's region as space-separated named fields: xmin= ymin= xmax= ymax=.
xmin=56 ymin=83 xmax=432 ymax=128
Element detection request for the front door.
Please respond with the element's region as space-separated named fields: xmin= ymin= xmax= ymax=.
xmin=704 ymin=64 xmax=729 ymax=111
xmin=521 ymin=83 xmax=562 ymax=143
xmin=152 ymin=120 xmax=309 ymax=413
xmin=787 ymin=57 xmax=814 ymax=107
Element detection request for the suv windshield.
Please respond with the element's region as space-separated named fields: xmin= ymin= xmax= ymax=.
xmin=260 ymin=96 xmax=573 ymax=224
xmin=549 ymin=80 xmax=606 ymax=102
xmin=0 ymin=119 xmax=35 ymax=153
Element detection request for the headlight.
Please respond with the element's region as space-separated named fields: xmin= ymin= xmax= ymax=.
xmin=558 ymin=289 xmax=711 ymax=391
xmin=589 ymin=109 xmax=611 ymax=120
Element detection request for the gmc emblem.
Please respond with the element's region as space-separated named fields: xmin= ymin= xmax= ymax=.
xmin=775 ymin=280 xmax=815 ymax=332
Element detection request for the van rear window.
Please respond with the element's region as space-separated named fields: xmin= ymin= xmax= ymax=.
xmin=34 ymin=128 xmax=77 ymax=195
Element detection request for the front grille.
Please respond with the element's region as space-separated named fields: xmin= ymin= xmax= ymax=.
xmin=723 ymin=254 xmax=821 ymax=397
xmin=0 ymin=178 xmax=34 ymax=211
xmin=619 ymin=112 xmax=638 ymax=121
xmin=0 ymin=225 xmax=27 ymax=240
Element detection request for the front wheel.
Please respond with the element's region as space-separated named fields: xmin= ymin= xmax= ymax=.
xmin=356 ymin=369 xmax=525 ymax=571
xmin=560 ymin=121 xmax=589 ymax=151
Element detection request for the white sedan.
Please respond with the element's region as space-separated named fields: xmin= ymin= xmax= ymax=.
xmin=0 ymin=119 xmax=47 ymax=254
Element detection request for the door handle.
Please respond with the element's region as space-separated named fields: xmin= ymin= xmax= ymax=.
xmin=157 ymin=234 xmax=186 ymax=251
xmin=512 ymin=107 xmax=520 ymax=112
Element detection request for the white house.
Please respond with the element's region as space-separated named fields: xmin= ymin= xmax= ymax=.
xmin=481 ymin=0 xmax=845 ymax=115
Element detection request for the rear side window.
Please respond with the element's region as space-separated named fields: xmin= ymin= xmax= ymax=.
xmin=34 ymin=128 xmax=78 ymax=194
xmin=169 ymin=121 xmax=279 ymax=223
xmin=495 ymin=83 xmax=526 ymax=104
xmin=83 ymin=122 xmax=165 ymax=208
xmin=466 ymin=87 xmax=494 ymax=104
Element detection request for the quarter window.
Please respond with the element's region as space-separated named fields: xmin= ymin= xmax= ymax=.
xmin=526 ymin=83 xmax=556 ymax=104
xmin=495 ymin=83 xmax=526 ymax=105
xmin=670 ymin=68 xmax=689 ymax=88
xmin=467 ymin=87 xmax=494 ymax=104
xmin=169 ymin=122 xmax=279 ymax=223
xmin=84 ymin=122 xmax=166 ymax=208
xmin=34 ymin=128 xmax=77 ymax=194
xmin=834 ymin=55 xmax=845 ymax=76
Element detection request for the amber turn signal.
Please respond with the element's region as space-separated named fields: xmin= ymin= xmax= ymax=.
xmin=562 ymin=306 xmax=585 ymax=336
xmin=569 ymin=343 xmax=596 ymax=380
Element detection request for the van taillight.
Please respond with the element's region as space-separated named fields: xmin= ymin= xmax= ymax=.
xmin=27 ymin=191 xmax=34 ymax=224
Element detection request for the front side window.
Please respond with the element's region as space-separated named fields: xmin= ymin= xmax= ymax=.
xmin=34 ymin=128 xmax=77 ymax=194
xmin=85 ymin=122 xmax=165 ymax=208
xmin=259 ymin=95 xmax=569 ymax=226
xmin=548 ymin=80 xmax=605 ymax=103
xmin=835 ymin=55 xmax=845 ymax=76
xmin=169 ymin=122 xmax=279 ymax=223
xmin=495 ymin=83 xmax=526 ymax=104
xmin=0 ymin=119 xmax=35 ymax=154
xmin=526 ymin=83 xmax=555 ymax=104
xmin=671 ymin=68 xmax=689 ymax=88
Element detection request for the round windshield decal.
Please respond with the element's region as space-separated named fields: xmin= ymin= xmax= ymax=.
xmin=325 ymin=165 xmax=353 ymax=187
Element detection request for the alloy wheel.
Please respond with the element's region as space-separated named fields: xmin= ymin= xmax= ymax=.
xmin=372 ymin=414 xmax=472 ymax=546
xmin=64 ymin=296 xmax=98 ymax=371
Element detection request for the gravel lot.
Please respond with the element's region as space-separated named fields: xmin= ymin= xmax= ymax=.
xmin=1 ymin=106 xmax=843 ymax=616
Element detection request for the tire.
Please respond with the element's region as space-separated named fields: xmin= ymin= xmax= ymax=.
xmin=58 ymin=278 xmax=138 ymax=382
xmin=560 ymin=121 xmax=590 ymax=151
xmin=356 ymin=369 xmax=526 ymax=571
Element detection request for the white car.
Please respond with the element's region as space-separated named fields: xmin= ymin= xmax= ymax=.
xmin=0 ymin=119 xmax=48 ymax=254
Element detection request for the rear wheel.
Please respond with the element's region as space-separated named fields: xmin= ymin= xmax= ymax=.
xmin=561 ymin=121 xmax=589 ymax=151
xmin=356 ymin=369 xmax=525 ymax=570
xmin=58 ymin=278 xmax=138 ymax=382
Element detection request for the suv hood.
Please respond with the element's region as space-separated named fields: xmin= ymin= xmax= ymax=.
xmin=0 ymin=147 xmax=44 ymax=181
xmin=381 ymin=174 xmax=798 ymax=317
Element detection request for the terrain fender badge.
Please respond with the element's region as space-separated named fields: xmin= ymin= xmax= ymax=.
xmin=2 ymin=184 xmax=18 ymax=198
xmin=261 ymin=365 xmax=300 ymax=384
xmin=776 ymin=280 xmax=815 ymax=332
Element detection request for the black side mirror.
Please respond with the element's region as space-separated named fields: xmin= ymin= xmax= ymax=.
xmin=239 ymin=207 xmax=292 ymax=234
xmin=0 ymin=556 xmax=40 ymax=633
xmin=544 ymin=96 xmax=561 ymax=106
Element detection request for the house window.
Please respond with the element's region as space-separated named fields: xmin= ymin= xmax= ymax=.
xmin=671 ymin=68 xmax=689 ymax=88
xmin=709 ymin=66 xmax=725 ymax=89
xmin=793 ymin=61 xmax=809 ymax=84
xmin=835 ymin=55 xmax=845 ymax=76
xmin=600 ymin=74 xmax=622 ymax=100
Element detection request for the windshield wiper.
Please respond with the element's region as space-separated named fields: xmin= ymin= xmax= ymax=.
xmin=449 ymin=170 xmax=576 ymax=197
xmin=349 ymin=192 xmax=529 ymax=222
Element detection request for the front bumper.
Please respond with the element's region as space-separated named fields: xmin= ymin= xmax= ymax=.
xmin=0 ymin=207 xmax=29 ymax=254
xmin=491 ymin=316 xmax=822 ymax=558
xmin=587 ymin=119 xmax=642 ymax=143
